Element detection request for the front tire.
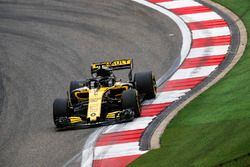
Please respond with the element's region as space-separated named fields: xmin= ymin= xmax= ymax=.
xmin=122 ymin=89 xmax=140 ymax=117
xmin=134 ymin=71 xmax=156 ymax=99
xmin=53 ymin=98 xmax=68 ymax=128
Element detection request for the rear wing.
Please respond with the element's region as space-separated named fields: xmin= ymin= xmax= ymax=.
xmin=91 ymin=59 xmax=133 ymax=71
xmin=91 ymin=59 xmax=133 ymax=80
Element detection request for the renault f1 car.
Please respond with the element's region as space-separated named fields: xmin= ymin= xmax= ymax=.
xmin=53 ymin=59 xmax=156 ymax=128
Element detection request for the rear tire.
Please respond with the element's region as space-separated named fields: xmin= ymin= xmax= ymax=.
xmin=134 ymin=71 xmax=156 ymax=99
xmin=53 ymin=98 xmax=68 ymax=128
xmin=122 ymin=89 xmax=140 ymax=117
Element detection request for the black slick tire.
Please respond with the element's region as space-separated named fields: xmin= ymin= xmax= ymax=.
xmin=134 ymin=71 xmax=156 ymax=99
xmin=53 ymin=98 xmax=68 ymax=128
xmin=122 ymin=89 xmax=140 ymax=117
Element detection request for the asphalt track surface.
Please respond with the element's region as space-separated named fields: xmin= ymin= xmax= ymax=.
xmin=0 ymin=0 xmax=182 ymax=166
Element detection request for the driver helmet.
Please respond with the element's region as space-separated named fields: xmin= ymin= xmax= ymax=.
xmin=93 ymin=66 xmax=112 ymax=78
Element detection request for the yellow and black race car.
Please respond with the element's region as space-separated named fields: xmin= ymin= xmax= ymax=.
xmin=53 ymin=59 xmax=156 ymax=128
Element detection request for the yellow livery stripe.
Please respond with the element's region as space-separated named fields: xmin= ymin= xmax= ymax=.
xmin=69 ymin=117 xmax=82 ymax=124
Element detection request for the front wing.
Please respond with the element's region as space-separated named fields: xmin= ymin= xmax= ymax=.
xmin=55 ymin=109 xmax=135 ymax=129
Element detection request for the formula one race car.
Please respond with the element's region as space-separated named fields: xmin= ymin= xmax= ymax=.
xmin=53 ymin=59 xmax=156 ymax=128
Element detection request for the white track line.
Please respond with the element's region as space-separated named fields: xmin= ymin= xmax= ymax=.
xmin=103 ymin=117 xmax=154 ymax=134
xmin=143 ymin=89 xmax=191 ymax=105
xmin=94 ymin=142 xmax=147 ymax=160
xmin=180 ymin=12 xmax=222 ymax=23
xmin=63 ymin=152 xmax=82 ymax=167
xmin=158 ymin=0 xmax=202 ymax=9
xmin=169 ymin=65 xmax=218 ymax=80
xmin=192 ymin=27 xmax=230 ymax=39
xmin=188 ymin=45 xmax=230 ymax=58
xmin=81 ymin=127 xmax=106 ymax=167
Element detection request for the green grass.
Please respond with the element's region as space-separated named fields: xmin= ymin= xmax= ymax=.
xmin=130 ymin=0 xmax=250 ymax=166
